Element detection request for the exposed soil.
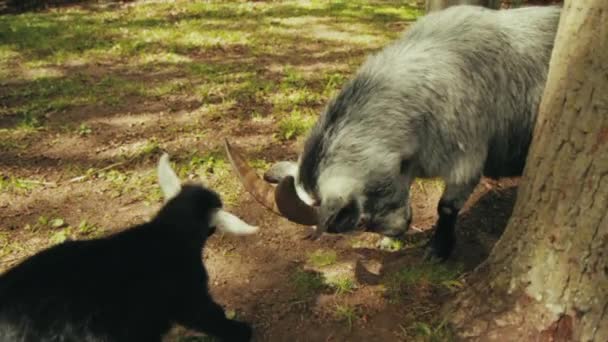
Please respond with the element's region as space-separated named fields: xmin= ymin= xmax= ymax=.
xmin=0 ymin=1 xmax=523 ymax=341
xmin=0 ymin=137 xmax=519 ymax=342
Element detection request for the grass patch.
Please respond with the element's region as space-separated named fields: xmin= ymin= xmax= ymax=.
xmin=96 ymin=168 xmax=160 ymax=204
xmin=280 ymin=66 xmax=307 ymax=90
xmin=98 ymin=169 xmax=129 ymax=196
xmin=290 ymin=268 xmax=326 ymax=298
xmin=328 ymin=276 xmax=357 ymax=295
xmin=0 ymin=133 xmax=28 ymax=151
xmin=399 ymin=320 xmax=455 ymax=342
xmin=248 ymin=159 xmax=271 ymax=172
xmin=270 ymin=87 xmax=323 ymax=113
xmin=18 ymin=111 xmax=44 ymax=130
xmin=76 ymin=123 xmax=93 ymax=136
xmin=174 ymin=151 xmax=242 ymax=205
xmin=333 ymin=304 xmax=359 ymax=331
xmin=348 ymin=235 xmax=377 ymax=249
xmin=0 ymin=176 xmax=44 ymax=194
xmin=3 ymin=74 xmax=147 ymax=129
xmin=131 ymin=138 xmax=162 ymax=159
xmin=277 ymin=108 xmax=316 ymax=141
xmin=384 ymin=261 xmax=464 ymax=301
xmin=1 ymin=0 xmax=422 ymax=135
xmin=76 ymin=219 xmax=101 ymax=236
xmin=24 ymin=215 xmax=105 ymax=245
xmin=414 ymin=177 xmax=446 ymax=194
xmin=307 ymin=249 xmax=338 ymax=268
xmin=379 ymin=236 xmax=405 ymax=251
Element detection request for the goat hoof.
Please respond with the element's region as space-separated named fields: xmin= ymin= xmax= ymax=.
xmin=423 ymin=237 xmax=454 ymax=262
xmin=225 ymin=320 xmax=253 ymax=341
xmin=302 ymin=233 xmax=315 ymax=240
xmin=422 ymin=247 xmax=444 ymax=263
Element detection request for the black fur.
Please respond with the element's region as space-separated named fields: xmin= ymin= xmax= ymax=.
xmin=0 ymin=185 xmax=252 ymax=342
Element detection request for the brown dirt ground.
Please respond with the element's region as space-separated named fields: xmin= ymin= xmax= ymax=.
xmin=0 ymin=2 xmax=523 ymax=341
xmin=0 ymin=135 xmax=519 ymax=342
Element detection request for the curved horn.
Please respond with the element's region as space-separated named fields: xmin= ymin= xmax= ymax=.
xmin=274 ymin=175 xmax=318 ymax=226
xmin=223 ymin=139 xmax=318 ymax=226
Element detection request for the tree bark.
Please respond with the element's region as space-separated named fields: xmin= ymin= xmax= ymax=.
xmin=446 ymin=1 xmax=608 ymax=341
xmin=425 ymin=0 xmax=501 ymax=13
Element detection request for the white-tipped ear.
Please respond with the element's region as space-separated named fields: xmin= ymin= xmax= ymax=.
xmin=210 ymin=210 xmax=259 ymax=235
xmin=157 ymin=153 xmax=182 ymax=202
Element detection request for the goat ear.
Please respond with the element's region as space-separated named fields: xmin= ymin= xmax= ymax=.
xmin=210 ymin=210 xmax=259 ymax=235
xmin=157 ymin=153 xmax=182 ymax=202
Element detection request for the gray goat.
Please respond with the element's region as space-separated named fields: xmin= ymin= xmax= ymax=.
xmin=225 ymin=5 xmax=561 ymax=260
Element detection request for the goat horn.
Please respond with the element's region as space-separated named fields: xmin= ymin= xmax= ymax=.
xmin=223 ymin=139 xmax=318 ymax=226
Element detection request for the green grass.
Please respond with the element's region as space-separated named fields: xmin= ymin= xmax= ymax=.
xmin=384 ymin=261 xmax=464 ymax=301
xmin=414 ymin=177 xmax=446 ymax=194
xmin=95 ymin=168 xmax=160 ymax=204
xmin=0 ymin=0 xmax=421 ymax=131
xmin=0 ymin=133 xmax=28 ymax=151
xmin=379 ymin=237 xmax=405 ymax=251
xmin=75 ymin=123 xmax=93 ymax=136
xmin=328 ymin=276 xmax=357 ymax=295
xmin=280 ymin=66 xmax=307 ymax=89
xmin=175 ymin=151 xmax=242 ymax=205
xmin=24 ymin=215 xmax=105 ymax=245
xmin=277 ymin=108 xmax=316 ymax=140
xmin=348 ymin=235 xmax=377 ymax=249
xmin=270 ymin=87 xmax=323 ymax=113
xmin=290 ymin=268 xmax=327 ymax=298
xmin=248 ymin=159 xmax=271 ymax=172
xmin=0 ymin=176 xmax=44 ymax=194
xmin=333 ymin=304 xmax=359 ymax=331
xmin=18 ymin=111 xmax=44 ymax=129
xmin=307 ymin=249 xmax=338 ymax=268
xmin=399 ymin=320 xmax=455 ymax=342
xmin=129 ymin=138 xmax=162 ymax=159
xmin=76 ymin=219 xmax=101 ymax=236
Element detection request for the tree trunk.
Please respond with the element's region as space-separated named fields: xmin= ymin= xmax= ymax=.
xmin=425 ymin=0 xmax=501 ymax=13
xmin=446 ymin=1 xmax=608 ymax=341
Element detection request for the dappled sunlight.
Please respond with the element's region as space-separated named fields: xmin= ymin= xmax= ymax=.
xmin=0 ymin=0 xmax=417 ymax=135
xmin=194 ymin=100 xmax=238 ymax=118
xmin=0 ymin=1 xmax=450 ymax=340
xmin=269 ymin=88 xmax=323 ymax=112
xmin=0 ymin=47 xmax=22 ymax=80
xmin=136 ymin=51 xmax=193 ymax=65
xmin=89 ymin=110 xmax=161 ymax=128
xmin=20 ymin=66 xmax=65 ymax=80
xmin=274 ymin=16 xmax=387 ymax=46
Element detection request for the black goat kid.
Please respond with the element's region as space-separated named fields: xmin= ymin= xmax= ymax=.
xmin=0 ymin=153 xmax=258 ymax=342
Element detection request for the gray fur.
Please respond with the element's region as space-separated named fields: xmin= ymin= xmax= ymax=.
xmin=264 ymin=161 xmax=298 ymax=184
xmin=294 ymin=5 xmax=561 ymax=242
xmin=426 ymin=0 xmax=501 ymax=13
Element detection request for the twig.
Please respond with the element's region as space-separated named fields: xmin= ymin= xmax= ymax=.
xmin=18 ymin=179 xmax=58 ymax=187
xmin=65 ymin=161 xmax=127 ymax=184
xmin=287 ymin=299 xmax=308 ymax=307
